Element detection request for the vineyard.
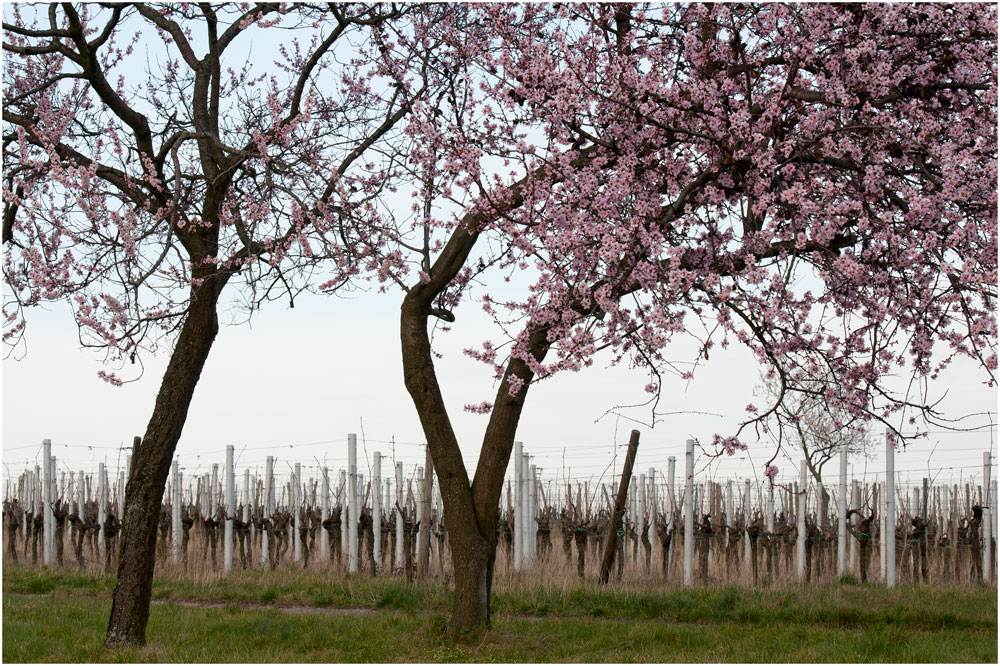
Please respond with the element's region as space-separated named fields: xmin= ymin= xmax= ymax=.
xmin=6 ymin=435 xmax=997 ymax=589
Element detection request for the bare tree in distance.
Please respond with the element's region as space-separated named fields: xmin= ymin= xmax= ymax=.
xmin=757 ymin=373 xmax=875 ymax=485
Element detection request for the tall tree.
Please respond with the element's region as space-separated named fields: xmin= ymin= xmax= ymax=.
xmin=3 ymin=2 xmax=424 ymax=645
xmin=366 ymin=3 xmax=996 ymax=632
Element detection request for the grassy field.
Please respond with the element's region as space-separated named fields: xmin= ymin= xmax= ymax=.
xmin=3 ymin=565 xmax=996 ymax=662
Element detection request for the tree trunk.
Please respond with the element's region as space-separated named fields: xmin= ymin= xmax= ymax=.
xmin=399 ymin=228 xmax=553 ymax=632
xmin=449 ymin=527 xmax=494 ymax=632
xmin=104 ymin=285 xmax=221 ymax=647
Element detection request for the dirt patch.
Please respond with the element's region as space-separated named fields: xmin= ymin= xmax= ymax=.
xmin=151 ymin=598 xmax=376 ymax=616
xmin=7 ymin=592 xmax=377 ymax=617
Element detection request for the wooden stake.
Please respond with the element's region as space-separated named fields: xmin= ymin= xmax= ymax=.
xmin=600 ymin=430 xmax=640 ymax=584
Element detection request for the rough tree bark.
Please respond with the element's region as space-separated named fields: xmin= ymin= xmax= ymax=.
xmin=600 ymin=430 xmax=640 ymax=584
xmin=105 ymin=276 xmax=224 ymax=646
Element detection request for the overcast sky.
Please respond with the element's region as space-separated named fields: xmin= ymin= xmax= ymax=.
xmin=4 ymin=279 xmax=996 ymax=503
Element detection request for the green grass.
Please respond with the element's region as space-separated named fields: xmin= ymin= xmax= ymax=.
xmin=3 ymin=565 xmax=996 ymax=662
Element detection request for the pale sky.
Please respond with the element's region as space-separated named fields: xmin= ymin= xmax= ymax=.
xmin=3 ymin=280 xmax=996 ymax=501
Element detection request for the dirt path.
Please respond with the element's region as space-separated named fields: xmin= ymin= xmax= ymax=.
xmin=6 ymin=591 xmax=579 ymax=623
xmin=5 ymin=592 xmax=378 ymax=617
xmin=151 ymin=597 xmax=378 ymax=616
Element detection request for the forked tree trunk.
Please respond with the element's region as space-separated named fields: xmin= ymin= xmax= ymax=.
xmin=399 ymin=228 xmax=552 ymax=632
xmin=104 ymin=283 xmax=221 ymax=646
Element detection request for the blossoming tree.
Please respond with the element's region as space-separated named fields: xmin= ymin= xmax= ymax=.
xmin=375 ymin=3 xmax=996 ymax=631
xmin=3 ymin=2 xmax=431 ymax=646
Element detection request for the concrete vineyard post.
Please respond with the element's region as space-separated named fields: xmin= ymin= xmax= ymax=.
xmin=384 ymin=480 xmax=391 ymax=535
xmin=354 ymin=470 xmax=364 ymax=572
xmin=684 ymin=439 xmax=694 ymax=586
xmin=933 ymin=486 xmax=941 ymax=542
xmin=983 ymin=452 xmax=992 ymax=583
xmin=838 ymin=448 xmax=847 ymax=577
xmin=743 ymin=479 xmax=751 ymax=567
xmin=77 ymin=469 xmax=85 ymax=541
xmin=766 ymin=481 xmax=774 ymax=533
xmin=513 ymin=441 xmax=523 ymax=571
xmin=98 ymin=462 xmax=106 ymax=561
xmin=67 ymin=471 xmax=75 ymax=542
xmin=340 ymin=470 xmax=348 ymax=560
xmin=172 ymin=460 xmax=181 ymax=562
xmin=263 ymin=456 xmax=273 ymax=568
xmin=117 ymin=469 xmax=124 ymax=519
xmin=198 ymin=475 xmax=206 ymax=519
xmin=530 ymin=462 xmax=538 ymax=566
xmin=255 ymin=476 xmax=262 ymax=538
xmin=797 ymin=460 xmax=806 ymax=581
xmin=880 ymin=481 xmax=887 ymax=580
xmin=639 ymin=472 xmax=647 ymax=568
xmin=45 ymin=455 xmax=59 ymax=561
xmin=850 ymin=480 xmax=859 ymax=573
xmin=51 ymin=457 xmax=57 ymax=542
xmin=42 ymin=439 xmax=53 ymax=565
xmin=41 ymin=456 xmax=56 ymax=564
xmin=419 ymin=445 xmax=433 ymax=576
xmin=286 ymin=481 xmax=293 ymax=554
xmin=224 ymin=445 xmax=234 ymax=572
xmin=395 ymin=461 xmax=404 ymax=571
xmin=436 ymin=489 xmax=444 ymax=559
xmin=431 ymin=488 xmax=440 ymax=564
xmin=321 ymin=467 xmax=329 ymax=562
xmin=530 ymin=463 xmax=537 ymax=563
xmin=932 ymin=483 xmax=941 ymax=524
xmin=726 ymin=480 xmax=733 ymax=545
xmin=416 ymin=465 xmax=425 ymax=568
xmin=243 ymin=469 xmax=250 ymax=531
xmin=921 ymin=478 xmax=929 ymax=524
xmin=951 ymin=484 xmax=959 ymax=576
xmin=27 ymin=470 xmax=34 ymax=536
xmin=648 ymin=468 xmax=657 ymax=554
xmin=294 ymin=462 xmax=302 ymax=563
xmin=373 ymin=451 xmax=381 ymax=573
xmin=667 ymin=455 xmax=676 ymax=575
xmin=993 ymin=479 xmax=998 ymax=578
xmin=348 ymin=434 xmax=359 ymax=573
xmin=627 ymin=477 xmax=636 ymax=563
xmin=522 ymin=452 xmax=532 ymax=568
xmin=211 ymin=464 xmax=218 ymax=519
xmin=885 ymin=433 xmax=896 ymax=588
xmin=17 ymin=473 xmax=23 ymax=535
